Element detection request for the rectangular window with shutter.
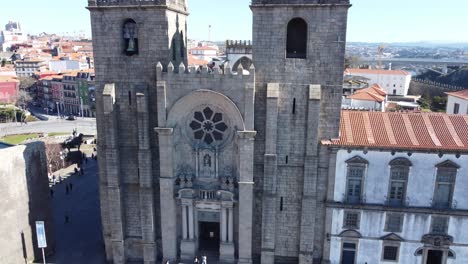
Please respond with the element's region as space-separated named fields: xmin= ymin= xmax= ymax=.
xmin=385 ymin=214 xmax=403 ymax=233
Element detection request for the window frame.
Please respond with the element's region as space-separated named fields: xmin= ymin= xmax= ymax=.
xmin=343 ymin=210 xmax=361 ymax=229
xmin=433 ymin=161 xmax=459 ymax=209
xmin=387 ymin=158 xmax=411 ymax=206
xmin=381 ymin=243 xmax=400 ymax=262
xmin=453 ymin=103 xmax=460 ymax=114
xmin=431 ymin=216 xmax=449 ymax=234
xmin=345 ymin=156 xmax=368 ymax=204
xmin=384 ymin=213 xmax=403 ymax=233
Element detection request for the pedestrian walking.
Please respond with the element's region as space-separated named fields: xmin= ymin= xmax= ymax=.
xmin=74 ymin=167 xmax=78 ymax=174
xmin=50 ymin=189 xmax=54 ymax=198
xmin=65 ymin=185 xmax=69 ymax=195
xmin=202 ymin=255 xmax=207 ymax=264
xmin=193 ymin=256 xmax=199 ymax=264
xmin=69 ymin=183 xmax=73 ymax=191
xmin=80 ymin=167 xmax=84 ymax=175
xmin=165 ymin=260 xmax=170 ymax=264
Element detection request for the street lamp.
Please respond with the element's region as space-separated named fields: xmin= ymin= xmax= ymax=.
xmin=56 ymin=102 xmax=60 ymax=119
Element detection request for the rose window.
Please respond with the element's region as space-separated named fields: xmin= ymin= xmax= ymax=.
xmin=189 ymin=107 xmax=228 ymax=144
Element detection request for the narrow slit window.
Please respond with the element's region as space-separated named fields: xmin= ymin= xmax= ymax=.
xmin=128 ymin=91 xmax=132 ymax=105
xmin=280 ymin=197 xmax=284 ymax=211
xmin=285 ymin=155 xmax=289 ymax=164
xmin=292 ymin=98 xmax=296 ymax=114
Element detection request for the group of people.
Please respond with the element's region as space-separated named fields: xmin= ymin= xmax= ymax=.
xmin=164 ymin=255 xmax=207 ymax=264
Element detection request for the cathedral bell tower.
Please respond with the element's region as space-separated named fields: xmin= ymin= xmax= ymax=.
xmin=87 ymin=0 xmax=188 ymax=263
xmin=250 ymin=0 xmax=351 ymax=263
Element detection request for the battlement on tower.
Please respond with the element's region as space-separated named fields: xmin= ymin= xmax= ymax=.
xmin=156 ymin=61 xmax=254 ymax=81
xmin=251 ymin=0 xmax=350 ymax=5
xmin=226 ymin=40 xmax=252 ymax=55
xmin=88 ymin=0 xmax=187 ymax=12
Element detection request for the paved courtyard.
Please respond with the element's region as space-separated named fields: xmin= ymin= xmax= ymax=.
xmin=48 ymin=154 xmax=106 ymax=264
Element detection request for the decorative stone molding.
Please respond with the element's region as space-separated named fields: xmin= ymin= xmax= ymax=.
xmin=421 ymin=233 xmax=453 ymax=247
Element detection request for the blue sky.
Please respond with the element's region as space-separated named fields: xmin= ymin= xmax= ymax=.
xmin=2 ymin=0 xmax=468 ymax=42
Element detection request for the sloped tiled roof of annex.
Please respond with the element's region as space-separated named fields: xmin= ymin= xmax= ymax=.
xmin=446 ymin=89 xmax=468 ymax=100
xmin=322 ymin=110 xmax=468 ymax=152
xmin=345 ymin=68 xmax=410 ymax=76
xmin=347 ymin=84 xmax=387 ymax=102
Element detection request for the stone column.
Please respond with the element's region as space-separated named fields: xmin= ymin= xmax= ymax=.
xmin=221 ymin=207 xmax=227 ymax=242
xmin=188 ymin=203 xmax=194 ymax=239
xmin=154 ymin=127 xmax=177 ymax=262
xmin=228 ymin=207 xmax=233 ymax=243
xmin=220 ymin=202 xmax=235 ymax=262
xmin=237 ymin=131 xmax=256 ymax=264
xmin=180 ymin=199 xmax=196 ymax=260
xmin=182 ymin=204 xmax=188 ymax=239
xmin=261 ymin=83 xmax=279 ymax=264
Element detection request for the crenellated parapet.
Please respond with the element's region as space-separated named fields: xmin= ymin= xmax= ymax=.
xmin=251 ymin=0 xmax=350 ymax=5
xmin=156 ymin=61 xmax=255 ymax=80
xmin=226 ymin=40 xmax=252 ymax=55
xmin=87 ymin=0 xmax=187 ymax=12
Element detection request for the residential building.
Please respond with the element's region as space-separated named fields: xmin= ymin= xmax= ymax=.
xmin=446 ymin=89 xmax=468 ymax=114
xmin=62 ymin=72 xmax=79 ymax=115
xmin=51 ymin=76 xmax=64 ymax=113
xmin=344 ymin=68 xmax=412 ymax=96
xmin=189 ymin=46 xmax=218 ymax=62
xmin=0 ymin=75 xmax=19 ymax=104
xmin=0 ymin=21 xmax=28 ymax=52
xmin=344 ymin=84 xmax=387 ymax=111
xmin=15 ymin=59 xmax=47 ymax=77
xmin=322 ymin=110 xmax=468 ymax=264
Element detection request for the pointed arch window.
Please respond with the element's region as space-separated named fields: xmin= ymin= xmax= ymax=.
xmin=123 ymin=19 xmax=138 ymax=56
xmin=286 ymin=18 xmax=307 ymax=59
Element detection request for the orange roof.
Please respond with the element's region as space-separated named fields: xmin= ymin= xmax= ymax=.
xmin=0 ymin=76 xmax=19 ymax=82
xmin=348 ymin=84 xmax=387 ymax=102
xmin=345 ymin=68 xmax=410 ymax=76
xmin=188 ymin=55 xmax=209 ymax=66
xmin=190 ymin=46 xmax=217 ymax=51
xmin=446 ymin=89 xmax=468 ymax=100
xmin=323 ymin=111 xmax=468 ymax=152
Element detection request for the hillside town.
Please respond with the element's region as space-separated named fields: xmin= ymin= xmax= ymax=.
xmin=1 ymin=1 xmax=468 ymax=263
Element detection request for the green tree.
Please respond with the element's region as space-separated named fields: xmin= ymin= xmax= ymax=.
xmin=18 ymin=76 xmax=37 ymax=90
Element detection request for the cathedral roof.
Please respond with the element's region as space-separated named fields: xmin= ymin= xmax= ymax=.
xmin=323 ymin=110 xmax=468 ymax=152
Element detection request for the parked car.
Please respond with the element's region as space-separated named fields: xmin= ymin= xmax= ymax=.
xmin=66 ymin=115 xmax=76 ymax=121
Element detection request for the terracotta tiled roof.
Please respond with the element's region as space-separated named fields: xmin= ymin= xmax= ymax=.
xmin=323 ymin=111 xmax=468 ymax=151
xmin=345 ymin=68 xmax=410 ymax=76
xmin=190 ymin=46 xmax=217 ymax=51
xmin=347 ymin=84 xmax=387 ymax=102
xmin=446 ymin=89 xmax=468 ymax=100
xmin=187 ymin=55 xmax=209 ymax=66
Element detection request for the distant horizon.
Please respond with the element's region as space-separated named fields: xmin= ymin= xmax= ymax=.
xmin=2 ymin=0 xmax=468 ymax=43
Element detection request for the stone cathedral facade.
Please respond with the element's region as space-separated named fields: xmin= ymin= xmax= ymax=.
xmin=87 ymin=0 xmax=350 ymax=263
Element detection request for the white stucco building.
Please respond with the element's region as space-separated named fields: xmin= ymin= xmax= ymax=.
xmin=322 ymin=110 xmax=468 ymax=264
xmin=446 ymin=89 xmax=468 ymax=115
xmin=345 ymin=69 xmax=411 ymax=96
